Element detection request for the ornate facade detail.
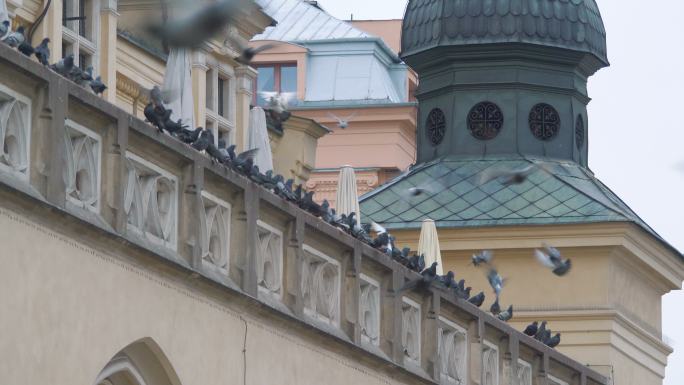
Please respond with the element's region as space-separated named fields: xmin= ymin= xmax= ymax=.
xmin=438 ymin=317 xmax=467 ymax=384
xmin=529 ymin=103 xmax=561 ymax=141
xmin=0 ymin=85 xmax=31 ymax=179
xmin=256 ymin=220 xmax=283 ymax=297
xmin=482 ymin=341 xmax=499 ymax=385
xmin=359 ymin=274 xmax=380 ymax=345
xmin=575 ymin=115 xmax=585 ymax=150
xmin=301 ymin=245 xmax=341 ymax=326
xmin=468 ymin=102 xmax=503 ymax=140
xmin=200 ymin=192 xmax=231 ymax=273
xmin=426 ymin=108 xmax=446 ymax=146
xmin=124 ymin=152 xmax=178 ymax=249
xmin=402 ymin=297 xmax=421 ymax=364
xmin=64 ymin=120 xmax=101 ymax=212
xmin=516 ymin=359 xmax=532 ymax=385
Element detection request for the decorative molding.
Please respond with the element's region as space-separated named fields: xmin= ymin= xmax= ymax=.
xmin=516 ymin=359 xmax=532 ymax=385
xmin=0 ymin=83 xmax=31 ymax=180
xmin=64 ymin=120 xmax=102 ymax=213
xmin=482 ymin=341 xmax=499 ymax=385
xmin=256 ymin=220 xmax=284 ymax=298
xmin=359 ymin=274 xmax=380 ymax=346
xmin=124 ymin=152 xmax=178 ymax=250
xmin=548 ymin=374 xmax=569 ymax=385
xmin=402 ymin=297 xmax=421 ymax=365
xmin=438 ymin=316 xmax=467 ymax=385
xmin=301 ymin=244 xmax=341 ymax=327
xmin=200 ymin=191 xmax=231 ymax=273
xmin=116 ymin=74 xmax=150 ymax=106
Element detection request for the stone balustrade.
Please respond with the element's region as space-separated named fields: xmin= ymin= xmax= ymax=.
xmin=0 ymin=44 xmax=606 ymax=385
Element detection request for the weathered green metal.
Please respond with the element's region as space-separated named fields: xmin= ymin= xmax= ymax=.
xmin=401 ymin=0 xmax=608 ymax=66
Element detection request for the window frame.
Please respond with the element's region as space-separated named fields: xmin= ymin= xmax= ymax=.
xmin=253 ymin=62 xmax=297 ymax=106
xmin=205 ymin=60 xmax=236 ymax=148
xmin=61 ymin=0 xmax=100 ymax=71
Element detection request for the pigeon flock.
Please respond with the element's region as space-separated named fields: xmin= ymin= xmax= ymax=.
xmin=1 ymin=23 xmax=107 ymax=95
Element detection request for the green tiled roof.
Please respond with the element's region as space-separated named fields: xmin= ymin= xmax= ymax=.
xmin=359 ymin=157 xmax=675 ymax=253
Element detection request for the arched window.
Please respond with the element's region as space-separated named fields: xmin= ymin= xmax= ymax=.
xmin=94 ymin=339 xmax=182 ymax=385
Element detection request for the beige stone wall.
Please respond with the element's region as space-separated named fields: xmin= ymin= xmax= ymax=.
xmin=0 ymin=206 xmax=406 ymax=385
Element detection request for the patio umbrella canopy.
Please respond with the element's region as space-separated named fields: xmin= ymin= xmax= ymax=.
xmin=248 ymin=107 xmax=274 ymax=172
xmin=336 ymin=166 xmax=360 ymax=221
xmin=417 ymin=219 xmax=443 ymax=275
xmin=162 ymin=48 xmax=195 ymax=129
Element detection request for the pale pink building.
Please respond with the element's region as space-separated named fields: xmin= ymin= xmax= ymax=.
xmin=251 ymin=0 xmax=417 ymax=207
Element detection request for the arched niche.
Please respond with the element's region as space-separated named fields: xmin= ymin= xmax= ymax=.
xmin=94 ymin=338 xmax=182 ymax=385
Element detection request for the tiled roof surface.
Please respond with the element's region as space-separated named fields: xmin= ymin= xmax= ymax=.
xmin=254 ymin=0 xmax=371 ymax=42
xmin=401 ymin=0 xmax=608 ymax=64
xmin=360 ymin=157 xmax=666 ymax=245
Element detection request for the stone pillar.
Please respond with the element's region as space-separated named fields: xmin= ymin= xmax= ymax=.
xmin=191 ymin=49 xmax=209 ymax=130
xmin=99 ymin=0 xmax=118 ymax=103
xmin=235 ymin=65 xmax=257 ymax=152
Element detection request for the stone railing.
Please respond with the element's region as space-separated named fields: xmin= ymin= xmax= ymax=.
xmin=0 ymin=44 xmax=606 ymax=385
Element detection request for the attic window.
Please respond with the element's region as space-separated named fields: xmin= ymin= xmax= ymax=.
xmin=529 ymin=103 xmax=560 ymax=141
xmin=468 ymin=102 xmax=503 ymax=141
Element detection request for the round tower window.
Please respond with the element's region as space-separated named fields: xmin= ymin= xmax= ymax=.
xmin=467 ymin=102 xmax=503 ymax=140
xmin=426 ymin=108 xmax=446 ymax=146
xmin=529 ymin=103 xmax=561 ymax=141
xmin=575 ymin=115 xmax=585 ymax=149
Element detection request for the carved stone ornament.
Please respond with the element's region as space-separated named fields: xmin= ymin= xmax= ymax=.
xmin=256 ymin=221 xmax=283 ymax=297
xmin=575 ymin=114 xmax=585 ymax=150
xmin=529 ymin=103 xmax=561 ymax=141
xmin=516 ymin=360 xmax=532 ymax=385
xmin=402 ymin=297 xmax=421 ymax=364
xmin=124 ymin=152 xmax=178 ymax=249
xmin=200 ymin=192 xmax=231 ymax=272
xmin=359 ymin=275 xmax=380 ymax=345
xmin=0 ymin=86 xmax=31 ymax=179
xmin=482 ymin=342 xmax=499 ymax=385
xmin=468 ymin=101 xmax=503 ymax=140
xmin=426 ymin=108 xmax=446 ymax=146
xmin=438 ymin=317 xmax=467 ymax=384
xmin=301 ymin=245 xmax=341 ymax=326
xmin=63 ymin=120 xmax=101 ymax=212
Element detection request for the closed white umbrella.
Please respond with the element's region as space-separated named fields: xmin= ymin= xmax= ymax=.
xmin=417 ymin=219 xmax=443 ymax=275
xmin=162 ymin=48 xmax=194 ymax=128
xmin=336 ymin=165 xmax=360 ymax=221
xmin=248 ymin=107 xmax=273 ymax=172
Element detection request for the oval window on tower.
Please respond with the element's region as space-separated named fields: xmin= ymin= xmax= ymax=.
xmin=529 ymin=103 xmax=561 ymax=141
xmin=467 ymin=102 xmax=503 ymax=140
xmin=425 ymin=108 xmax=446 ymax=146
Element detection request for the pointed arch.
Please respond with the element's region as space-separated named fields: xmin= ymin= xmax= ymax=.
xmin=94 ymin=338 xmax=182 ymax=385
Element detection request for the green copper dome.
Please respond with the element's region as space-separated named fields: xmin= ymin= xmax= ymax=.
xmin=401 ymin=0 xmax=608 ymax=65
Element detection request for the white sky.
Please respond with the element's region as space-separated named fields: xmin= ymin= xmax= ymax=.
xmin=318 ymin=0 xmax=684 ymax=383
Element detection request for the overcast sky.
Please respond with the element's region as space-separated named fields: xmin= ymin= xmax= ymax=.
xmin=318 ymin=0 xmax=684 ymax=383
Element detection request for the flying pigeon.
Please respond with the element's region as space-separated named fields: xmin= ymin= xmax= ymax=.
xmin=535 ymin=244 xmax=572 ymax=276
xmin=34 ymin=38 xmax=50 ymax=65
xmin=327 ymin=112 xmax=357 ymax=129
xmin=472 ymin=250 xmax=493 ymax=267
xmin=147 ymin=0 xmax=250 ymax=49
xmin=487 ymin=268 xmax=504 ymax=297
xmin=227 ymin=30 xmax=275 ymax=65
xmin=480 ymin=164 xmax=538 ymax=186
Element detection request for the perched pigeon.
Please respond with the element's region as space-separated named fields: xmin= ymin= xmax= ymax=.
xmin=34 ymin=38 xmax=50 ymax=65
xmin=144 ymin=103 xmax=169 ymax=132
xmin=534 ymin=321 xmax=548 ymax=341
xmin=535 ymin=244 xmax=572 ymax=276
xmin=490 ymin=297 xmax=501 ymax=315
xmin=487 ymin=268 xmax=504 ymax=297
xmin=406 ymin=253 xmax=425 ymax=273
xmin=400 ymin=262 xmax=439 ymax=292
xmin=497 ymin=305 xmax=513 ymax=322
xmin=327 ymin=112 xmax=357 ymax=129
xmin=17 ymin=40 xmax=34 ymax=57
xmin=439 ymin=271 xmax=456 ymax=289
xmin=2 ymin=25 xmax=25 ymax=48
xmin=78 ymin=66 xmax=94 ymax=86
xmin=175 ymin=127 xmax=203 ymax=144
xmin=546 ymin=333 xmax=561 ymax=348
xmin=50 ymin=54 xmax=75 ymax=78
xmin=472 ymin=250 xmax=493 ymax=267
xmin=523 ymin=321 xmax=539 ymax=337
xmin=148 ymin=0 xmax=249 ymax=49
xmin=90 ymin=76 xmax=107 ymax=95
xmin=0 ymin=21 xmax=9 ymax=40
xmin=467 ymin=292 xmax=485 ymax=307
xmin=163 ymin=118 xmax=188 ymax=134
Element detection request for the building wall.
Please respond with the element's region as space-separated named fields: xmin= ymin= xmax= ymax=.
xmin=349 ymin=20 xmax=403 ymax=54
